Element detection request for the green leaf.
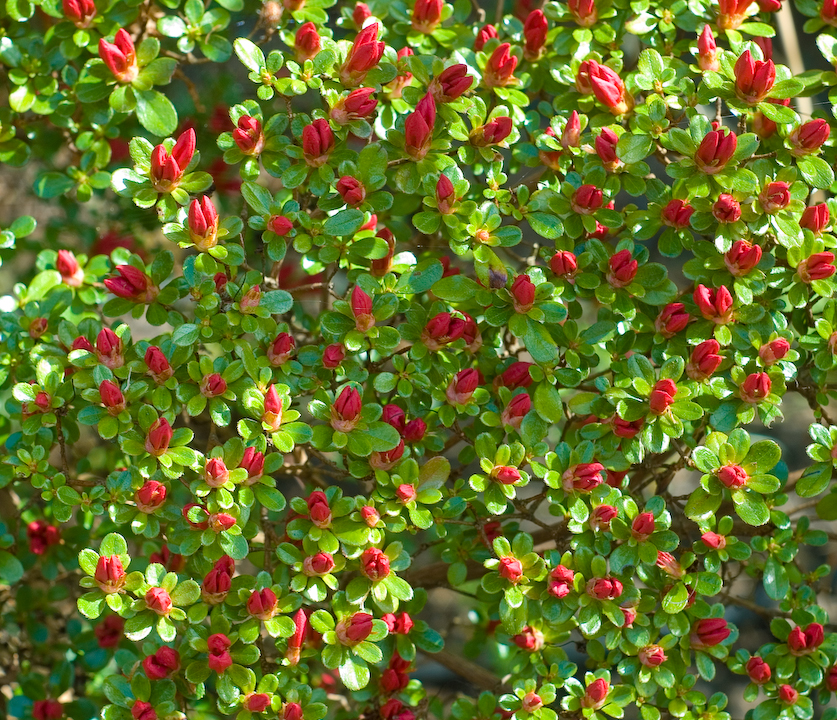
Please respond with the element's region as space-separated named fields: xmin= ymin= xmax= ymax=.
xmin=533 ymin=382 xmax=562 ymax=423
xmin=233 ymin=37 xmax=266 ymax=72
xmin=797 ymin=462 xmax=831 ymax=498
xmin=798 ymin=156 xmax=834 ymax=189
xmin=405 ymin=259 xmax=443 ymax=294
xmin=763 ymin=556 xmax=789 ymax=601
xmin=732 ymin=489 xmax=770 ymax=526
xmin=34 ymin=173 xmax=74 ymax=199
xmin=323 ymin=209 xmax=364 ymax=236
xmin=431 ymin=274 xmax=480 ymax=302
xmin=135 ymin=90 xmax=178 ymax=137
xmin=0 ymin=550 xmax=24 ymax=585
xmin=523 ymin=318 xmax=557 ymax=363
xmin=338 ymin=657 xmax=370 ymax=691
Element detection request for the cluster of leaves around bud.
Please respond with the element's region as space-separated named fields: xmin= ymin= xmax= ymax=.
xmin=9 ymin=0 xmax=837 ymax=719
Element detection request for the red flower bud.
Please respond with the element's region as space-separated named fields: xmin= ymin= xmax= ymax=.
xmin=495 ymin=361 xmax=534 ymax=390
xmin=336 ymin=612 xmax=374 ymax=644
xmin=562 ymin=110 xmax=581 ymax=149
xmin=370 ymin=439 xmax=405 ymax=470
xmin=436 ymin=174 xmax=458 ymax=214
xmin=337 ymin=176 xmax=367 ymax=207
xmin=779 ymin=685 xmax=799 ymax=705
xmin=631 ymin=512 xmax=655 ymax=540
xmin=202 ymin=565 xmax=232 ymax=603
xmin=612 ymin=418 xmax=643 ymax=439
xmin=591 ymin=505 xmax=618 ymax=530
xmin=302 ymin=118 xmax=334 ymax=167
xmin=146 ymin=587 xmax=172 ymax=615
xmin=353 ymin=1 xmax=371 ymax=25
xmin=759 ymin=338 xmax=790 ymax=365
xmin=63 ymin=0 xmax=96 ymax=26
xmin=322 ymin=343 xmax=345 ymax=368
xmin=145 ymin=418 xmax=173 ymax=456
xmin=483 ymin=43 xmax=517 ymax=88
xmin=494 ymin=466 xmax=522 ymax=485
xmin=734 ymin=50 xmax=775 ymax=104
xmin=105 ymin=265 xmax=158 ymax=303
xmin=95 ymin=555 xmax=125 ymax=593
xmin=649 ymin=378 xmax=677 ymax=414
xmin=331 ymin=88 xmax=378 ymax=124
xmin=687 ymin=339 xmax=723 ymax=381
xmin=595 ymin=127 xmax=620 ymax=170
xmin=395 ymin=483 xmax=417 ymax=503
xmin=724 ymin=239 xmax=762 ymax=276
xmin=429 ymin=64 xmax=473 ymax=103
xmin=405 ymin=93 xmax=436 ymax=160
xmin=788 ymin=623 xmax=824 ymax=654
xmin=655 ymin=302 xmax=690 ymax=338
xmin=713 ymin=194 xmax=741 ymax=223
xmin=522 ymin=10 xmax=548 ymax=61
xmin=474 ymin=23 xmax=498 ymax=50
xmin=200 ymin=373 xmax=227 ymax=398
xmin=382 ymin=404 xmax=406 ymax=434
xmin=718 ymin=464 xmax=748 ymax=488
xmin=233 ymin=116 xmax=264 ymax=156
xmin=697 ymin=24 xmax=720 ymax=71
xmin=607 ymin=249 xmax=638 ymax=288
xmin=307 ymin=490 xmax=332 ymax=527
xmin=143 ymin=646 xmax=180 ymax=680
xmin=587 ymin=576 xmax=623 ymax=599
xmin=510 ymin=274 xmax=536 ymax=312
xmin=286 ymin=609 xmax=308 ymax=665
xmin=57 ymin=250 xmax=84 ymax=287
xmin=694 ymin=284 xmax=734 ymax=323
xmin=550 ymin=250 xmax=578 ymax=278
xmin=361 ymin=505 xmax=381 ymax=527
xmin=267 ymin=333 xmax=295 ymax=366
xmin=245 ymin=694 xmax=271 ymax=713
xmin=691 ymin=617 xmax=731 ymax=648
xmin=656 ymin=551 xmax=684 ymax=577
xmin=95 ymin=616 xmax=124 ymax=648
xmin=99 ymin=29 xmax=138 ymax=83
xmin=823 ymin=0 xmax=837 ymax=24
xmin=131 ymin=701 xmax=155 ymax=720
xmin=446 ymin=368 xmax=480 ymax=405
xmin=187 ymin=196 xmax=219 ymax=251
xmin=412 ymin=0 xmax=443 ymax=33
xmin=661 ymin=199 xmax=694 ymax=229
xmin=99 ymin=379 xmax=125 ymax=415
xmin=759 ymin=181 xmax=790 ymax=214
xmin=582 ymin=679 xmax=609 ymax=710
xmin=331 ymin=386 xmax=362 ymax=432
xmin=548 ymin=565 xmax=575 ymax=598
xmin=422 ymin=312 xmax=466 ymax=349
xmin=702 ymin=531 xmax=727 ymax=550
xmin=571 ymin=184 xmax=603 ymax=214
xmin=695 ymin=129 xmax=737 ymax=174
xmin=587 ymin=61 xmax=631 ymax=114
xmin=295 ymin=22 xmax=321 ymax=62
xmin=340 ymin=23 xmax=386 ymax=86
xmin=498 ymin=556 xmax=523 ymax=582
xmin=513 ymin=626 xmax=545 ymax=651
xmin=303 ymin=552 xmax=335 ymax=576
xmin=563 ymin=462 xmax=604 ymax=492
xmin=799 ymin=251 xmax=836 ymax=283
xmin=247 ymin=588 xmax=278 ymax=620
xmin=361 ymin=547 xmax=391 ymax=580
xmin=149 ymin=129 xmax=195 ymax=192
xmin=207 ymin=633 xmax=233 ymax=673
xmin=801 ymin=203 xmax=830 ymax=233
xmin=568 ymin=0 xmax=597 ymax=26
xmin=501 ymin=393 xmax=531 ymax=431
xmin=639 ymin=645 xmax=667 ymax=667
xmin=137 ymin=480 xmax=167 ymax=513
xmin=789 ymin=118 xmax=830 ymax=156
xmin=826 ymin=664 xmax=837 ymax=691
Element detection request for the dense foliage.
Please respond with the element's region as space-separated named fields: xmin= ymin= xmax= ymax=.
xmin=6 ymin=0 xmax=837 ymax=719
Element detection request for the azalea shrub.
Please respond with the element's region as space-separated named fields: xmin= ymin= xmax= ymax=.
xmin=7 ymin=0 xmax=837 ymax=718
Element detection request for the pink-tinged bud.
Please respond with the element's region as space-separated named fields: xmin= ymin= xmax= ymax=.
xmin=360 ymin=506 xmax=381 ymax=528
xmin=550 ymin=251 xmax=578 ymax=278
xmin=691 ymin=617 xmax=731 ymax=648
xmin=475 ymin=23 xmax=498 ymax=50
xmin=322 ymin=343 xmax=345 ymax=368
xmin=694 ymin=284 xmax=734 ymax=324
xmin=695 ymin=129 xmax=737 ymax=174
xmin=303 ymin=552 xmax=335 ymax=577
xmin=517 ymin=692 xmax=541 ymax=714
xmin=307 ymin=490 xmax=332 ymax=527
xmin=331 ymin=386 xmax=362 ymax=432
xmin=587 ymin=61 xmax=632 ymax=114
xmin=801 ymin=203 xmax=830 ymax=233
xmin=130 ymin=701 xmax=155 ymax=720
xmin=369 ymin=227 xmax=395 ymax=277
xmin=183 ymin=503 xmax=209 ymax=530
xmin=639 ymin=645 xmax=667 ymax=667
xmin=104 ymin=265 xmax=158 ymax=303
xmin=72 ymin=335 xmax=94 ymax=352
xmin=143 ymin=646 xmax=180 ymax=680
xmin=57 ymin=250 xmax=85 ymax=287
xmin=501 ymin=393 xmax=531 ymax=431
xmin=718 ymin=464 xmax=748 ymax=488
xmin=336 ymin=612 xmax=374 ymax=644
xmin=405 ymin=93 xmax=436 ymax=160
xmin=823 ymin=0 xmax=837 ymax=24
xmin=563 ymin=462 xmax=605 ymax=493
xmin=336 ymin=176 xmax=367 ymax=207
xmin=587 ymin=576 xmax=623 ymax=600
xmin=759 ymin=338 xmax=790 ymax=366
xmin=370 ymin=439 xmax=405 ymax=470
xmin=353 ymin=1 xmax=371 ymax=25
xmin=607 ymin=249 xmax=638 ymax=288
xmin=613 ymin=418 xmax=643 ymax=439
xmin=63 ymin=0 xmax=96 ymax=26
xmin=619 ymin=606 xmax=637 ymax=627
xmin=283 ymin=703 xmax=304 ymax=720
xmin=713 ymin=194 xmax=741 ymax=224
xmin=498 ymin=556 xmax=523 ymax=582
xmin=422 ymin=312 xmax=466 ymax=349
xmin=145 ymin=587 xmax=172 ymax=615
xmin=149 ymin=129 xmax=195 ymax=192
xmin=136 ymin=480 xmax=167 ymax=513
xmin=493 ymin=466 xmax=522 ymax=485
xmin=411 ymin=0 xmax=443 ymax=33
xmin=27 ymin=521 xmax=59 ymax=555
xmin=436 ymin=174 xmax=458 ymax=214
xmin=239 ymin=284 xmax=262 ymax=313
xmin=268 ymin=333 xmax=295 ymax=366
xmin=95 ymin=555 xmax=126 ymax=593
xmin=207 ymin=633 xmax=233 ymax=673
xmin=188 ymin=196 xmax=219 ymax=251
xmin=382 ymin=404 xmax=406 ymax=433
xmin=759 ymin=181 xmax=790 ymax=214
xmin=513 ymin=626 xmax=545 ymax=651
xmin=594 ymin=127 xmax=620 ymax=171
xmin=522 ymin=10 xmax=548 ymax=61
xmin=548 ymin=565 xmax=574 ymax=598
xmin=510 ymin=274 xmax=536 ymax=312
xmin=717 ymin=0 xmax=754 ymax=29
xmin=99 ymin=29 xmax=138 ymax=83
xmin=200 ymin=373 xmax=227 ymax=398
xmin=203 ymin=457 xmax=229 ymax=488
xmin=28 ymin=317 xmax=48 ymax=340
xmin=826 ymin=665 xmax=837 ymax=691
xmin=734 ymin=50 xmax=775 ymax=104
xmin=295 ymin=22 xmax=321 ymax=62
xmin=302 ymin=118 xmax=334 ymax=167
xmin=561 ymin=110 xmax=581 ymax=150
xmin=495 ymin=361 xmax=534 ymax=390
xmin=233 ymin=116 xmax=264 ymax=156
xmin=483 ymin=43 xmax=517 ymax=88
xmin=661 ymin=199 xmax=694 ymax=229
xmin=697 ymin=25 xmax=720 ymax=71
xmin=779 ymin=685 xmax=798 ymax=705
xmin=99 ymin=379 xmax=125 ymax=416
xmin=745 ymin=657 xmax=771 ymax=685
xmin=788 ymin=623 xmax=824 ymax=654
xmin=347 ymin=286 xmax=375 ymax=333
xmin=331 ymin=88 xmax=378 ymax=125
xmin=798 ymin=252 xmax=836 ymax=282
xmin=361 ymin=547 xmax=391 ymax=580
xmin=340 ymin=23 xmax=386 ymax=86
xmin=655 ymin=302 xmax=690 ymax=338
xmin=687 ymin=339 xmax=723 ymax=381
xmin=568 ymin=0 xmax=597 ymax=26
xmin=144 ymin=346 xmax=172 ymax=383
xmin=145 ymin=418 xmax=173 ymax=456
xmin=649 ymin=378 xmax=677 ymax=414
xmin=591 ymin=505 xmax=618 ymax=530
xmin=202 ymin=566 xmax=232 ymax=604
xmin=701 ymin=531 xmax=727 ymax=550
xmin=582 ymin=678 xmax=609 ymax=710
xmin=261 ymin=384 xmax=283 ymax=432
xmin=657 ymin=551 xmax=685 ymax=578
xmin=571 ymin=184 xmax=603 ymax=214
xmin=395 ymin=483 xmax=417 ymax=503
xmin=725 ymin=239 xmax=762 ymax=276
xmin=95 ymin=616 xmax=124 ymax=648
xmin=286 ymin=609 xmax=308 ymax=665
xmin=245 ymin=694 xmax=271 ymax=713
xmin=446 ymin=368 xmax=480 ymax=405
xmin=247 ymin=588 xmax=278 ymax=620
xmin=632 ymin=512 xmax=655 ymax=540
xmin=429 ymin=64 xmax=473 ymax=104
